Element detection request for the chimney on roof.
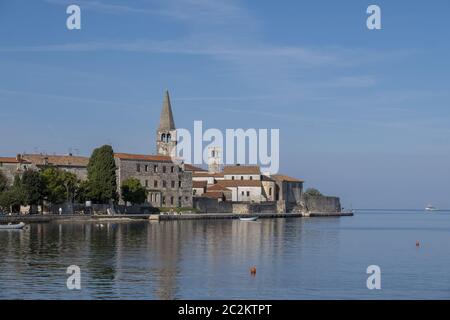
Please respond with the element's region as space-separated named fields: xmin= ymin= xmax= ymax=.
xmin=16 ymin=154 xmax=22 ymax=162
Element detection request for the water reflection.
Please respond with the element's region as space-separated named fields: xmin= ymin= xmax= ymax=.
xmin=0 ymin=218 xmax=341 ymax=299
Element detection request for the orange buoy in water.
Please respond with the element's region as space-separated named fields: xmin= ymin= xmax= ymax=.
xmin=416 ymin=241 xmax=420 ymax=247
xmin=250 ymin=266 xmax=256 ymax=275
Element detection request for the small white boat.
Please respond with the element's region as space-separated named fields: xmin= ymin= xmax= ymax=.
xmin=239 ymin=216 xmax=258 ymax=221
xmin=0 ymin=222 xmax=26 ymax=230
xmin=425 ymin=205 xmax=437 ymax=212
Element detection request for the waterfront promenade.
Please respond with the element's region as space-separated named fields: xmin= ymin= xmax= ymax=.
xmin=0 ymin=211 xmax=353 ymax=223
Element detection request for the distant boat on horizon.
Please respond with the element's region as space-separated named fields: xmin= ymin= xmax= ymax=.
xmin=425 ymin=205 xmax=438 ymax=212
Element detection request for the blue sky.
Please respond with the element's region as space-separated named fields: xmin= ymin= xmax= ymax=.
xmin=0 ymin=0 xmax=449 ymax=209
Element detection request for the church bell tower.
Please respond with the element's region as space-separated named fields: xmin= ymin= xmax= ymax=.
xmin=156 ymin=90 xmax=177 ymax=156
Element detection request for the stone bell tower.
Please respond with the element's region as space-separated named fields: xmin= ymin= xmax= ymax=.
xmin=156 ymin=90 xmax=177 ymax=156
xmin=208 ymin=146 xmax=222 ymax=173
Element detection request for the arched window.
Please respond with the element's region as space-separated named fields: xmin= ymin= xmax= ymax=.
xmin=161 ymin=133 xmax=166 ymax=142
xmin=167 ymin=133 xmax=171 ymax=142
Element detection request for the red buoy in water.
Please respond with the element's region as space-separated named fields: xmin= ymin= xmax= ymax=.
xmin=250 ymin=266 xmax=256 ymax=275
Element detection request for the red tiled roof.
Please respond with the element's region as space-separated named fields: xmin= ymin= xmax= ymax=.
xmin=271 ymin=174 xmax=304 ymax=183
xmin=0 ymin=157 xmax=31 ymax=164
xmin=114 ymin=153 xmax=173 ymax=162
xmin=223 ymin=165 xmax=260 ymax=175
xmin=202 ymin=191 xmax=224 ymax=199
xmin=184 ymin=164 xmax=207 ymax=172
xmin=193 ymin=180 xmax=207 ymax=188
xmin=23 ymin=154 xmax=87 ymax=166
xmin=217 ymin=180 xmax=262 ymax=187
xmin=192 ymin=172 xmax=225 ymax=178
xmin=207 ymin=184 xmax=231 ymax=192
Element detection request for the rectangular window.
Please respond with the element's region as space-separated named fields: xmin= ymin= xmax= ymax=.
xmin=178 ymin=197 xmax=182 ymax=206
xmin=178 ymin=181 xmax=182 ymax=188
xmin=154 ymin=165 xmax=158 ymax=172
xmin=162 ymin=196 xmax=166 ymax=205
xmin=179 ymin=167 xmax=182 ymax=172
xmin=171 ymin=166 xmax=174 ymax=173
xmin=246 ymin=191 xmax=250 ymax=196
xmin=171 ymin=181 xmax=175 ymax=188
xmin=154 ymin=180 xmax=158 ymax=188
xmin=163 ymin=181 xmax=167 ymax=188
xmin=136 ymin=164 xmax=141 ymax=172
xmin=170 ymin=197 xmax=174 ymax=205
xmin=241 ymin=191 xmax=244 ymax=196
xmin=145 ymin=180 xmax=148 ymax=187
xmin=145 ymin=165 xmax=148 ymax=172
xmin=163 ymin=166 xmax=166 ymax=173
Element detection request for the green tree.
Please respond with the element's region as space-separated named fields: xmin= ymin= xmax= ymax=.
xmin=87 ymin=145 xmax=117 ymax=203
xmin=0 ymin=175 xmax=26 ymax=213
xmin=304 ymin=188 xmax=323 ymax=197
xmin=121 ymin=178 xmax=147 ymax=205
xmin=75 ymin=179 xmax=90 ymax=204
xmin=21 ymin=169 xmax=44 ymax=210
xmin=40 ymin=166 xmax=78 ymax=204
xmin=0 ymin=171 xmax=8 ymax=193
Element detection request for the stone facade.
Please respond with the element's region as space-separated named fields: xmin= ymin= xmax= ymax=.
xmin=115 ymin=153 xmax=193 ymax=208
xmin=22 ymin=154 xmax=89 ymax=181
xmin=271 ymin=174 xmax=304 ymax=211
xmin=0 ymin=154 xmax=88 ymax=186
xmin=0 ymin=156 xmax=31 ymax=185
xmin=300 ymin=194 xmax=341 ymax=213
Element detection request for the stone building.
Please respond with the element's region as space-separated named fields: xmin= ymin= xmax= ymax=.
xmin=114 ymin=153 xmax=193 ymax=208
xmin=0 ymin=155 xmax=31 ymax=185
xmin=112 ymin=90 xmax=193 ymax=208
xmin=22 ymin=153 xmax=89 ymax=181
xmin=0 ymin=153 xmax=88 ymax=185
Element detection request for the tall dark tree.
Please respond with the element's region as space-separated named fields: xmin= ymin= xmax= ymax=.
xmin=87 ymin=145 xmax=117 ymax=203
xmin=0 ymin=171 xmax=8 ymax=193
xmin=121 ymin=178 xmax=147 ymax=205
xmin=21 ymin=169 xmax=44 ymax=213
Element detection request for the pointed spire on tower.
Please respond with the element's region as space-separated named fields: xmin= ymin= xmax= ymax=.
xmin=158 ymin=90 xmax=176 ymax=130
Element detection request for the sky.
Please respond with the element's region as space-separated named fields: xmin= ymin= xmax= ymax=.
xmin=0 ymin=0 xmax=449 ymax=209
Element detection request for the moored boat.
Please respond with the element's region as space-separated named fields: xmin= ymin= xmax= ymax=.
xmin=239 ymin=216 xmax=258 ymax=221
xmin=0 ymin=222 xmax=26 ymax=230
xmin=425 ymin=205 xmax=437 ymax=212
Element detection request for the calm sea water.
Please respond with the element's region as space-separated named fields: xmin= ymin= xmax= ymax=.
xmin=1 ymin=210 xmax=450 ymax=300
